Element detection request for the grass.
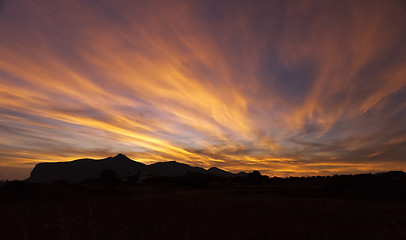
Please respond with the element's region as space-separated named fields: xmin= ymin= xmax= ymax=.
xmin=1 ymin=185 xmax=406 ymax=240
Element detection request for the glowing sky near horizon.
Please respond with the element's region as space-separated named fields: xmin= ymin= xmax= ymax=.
xmin=0 ymin=0 xmax=406 ymax=177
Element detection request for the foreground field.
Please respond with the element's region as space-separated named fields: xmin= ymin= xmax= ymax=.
xmin=1 ymin=184 xmax=406 ymax=240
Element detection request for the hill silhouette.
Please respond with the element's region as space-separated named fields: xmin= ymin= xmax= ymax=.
xmin=27 ymin=154 xmax=240 ymax=183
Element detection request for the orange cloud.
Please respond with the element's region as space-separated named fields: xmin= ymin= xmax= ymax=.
xmin=0 ymin=0 xmax=405 ymax=178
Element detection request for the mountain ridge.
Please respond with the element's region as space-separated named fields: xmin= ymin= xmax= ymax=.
xmin=27 ymin=154 xmax=241 ymax=183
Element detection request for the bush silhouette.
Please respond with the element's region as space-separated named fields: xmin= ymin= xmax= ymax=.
xmin=246 ymin=171 xmax=268 ymax=184
xmin=99 ymin=169 xmax=120 ymax=185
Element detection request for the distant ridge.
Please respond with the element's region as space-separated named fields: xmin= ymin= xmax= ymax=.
xmin=27 ymin=154 xmax=240 ymax=183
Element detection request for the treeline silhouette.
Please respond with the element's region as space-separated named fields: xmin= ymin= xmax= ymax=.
xmin=2 ymin=170 xmax=406 ymax=201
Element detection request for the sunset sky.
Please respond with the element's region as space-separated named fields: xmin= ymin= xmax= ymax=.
xmin=1 ymin=0 xmax=406 ymax=180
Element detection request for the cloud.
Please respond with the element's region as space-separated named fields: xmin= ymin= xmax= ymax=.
xmin=0 ymin=0 xmax=405 ymax=177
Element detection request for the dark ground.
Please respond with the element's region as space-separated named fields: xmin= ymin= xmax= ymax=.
xmin=1 ymin=182 xmax=406 ymax=240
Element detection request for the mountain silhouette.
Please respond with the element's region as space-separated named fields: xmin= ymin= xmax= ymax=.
xmin=144 ymin=161 xmax=206 ymax=178
xmin=207 ymin=167 xmax=233 ymax=177
xmin=27 ymin=154 xmax=239 ymax=183
xmin=28 ymin=154 xmax=145 ymax=183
